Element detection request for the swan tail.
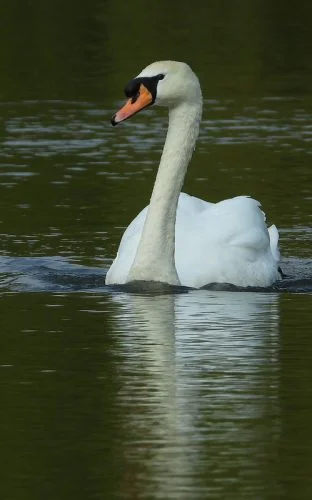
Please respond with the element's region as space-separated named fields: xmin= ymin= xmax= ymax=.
xmin=268 ymin=224 xmax=280 ymax=263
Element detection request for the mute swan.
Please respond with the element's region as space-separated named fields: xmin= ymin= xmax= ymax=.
xmin=106 ymin=61 xmax=280 ymax=288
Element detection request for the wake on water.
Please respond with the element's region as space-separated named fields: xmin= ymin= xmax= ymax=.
xmin=0 ymin=256 xmax=311 ymax=294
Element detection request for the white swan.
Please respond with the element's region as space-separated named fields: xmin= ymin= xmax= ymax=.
xmin=106 ymin=61 xmax=280 ymax=288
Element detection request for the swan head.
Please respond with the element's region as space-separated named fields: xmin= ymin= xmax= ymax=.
xmin=111 ymin=60 xmax=202 ymax=126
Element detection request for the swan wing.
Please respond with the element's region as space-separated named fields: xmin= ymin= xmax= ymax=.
xmin=175 ymin=195 xmax=279 ymax=287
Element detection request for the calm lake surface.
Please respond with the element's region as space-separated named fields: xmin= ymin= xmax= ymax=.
xmin=0 ymin=2 xmax=312 ymax=499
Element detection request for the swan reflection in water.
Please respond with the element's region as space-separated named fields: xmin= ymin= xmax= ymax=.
xmin=109 ymin=290 xmax=280 ymax=499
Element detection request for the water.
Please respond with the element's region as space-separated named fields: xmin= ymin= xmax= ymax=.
xmin=1 ymin=2 xmax=312 ymax=499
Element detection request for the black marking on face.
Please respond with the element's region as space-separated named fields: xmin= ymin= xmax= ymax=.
xmin=124 ymin=74 xmax=165 ymax=104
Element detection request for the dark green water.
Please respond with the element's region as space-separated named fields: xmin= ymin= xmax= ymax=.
xmin=0 ymin=1 xmax=311 ymax=499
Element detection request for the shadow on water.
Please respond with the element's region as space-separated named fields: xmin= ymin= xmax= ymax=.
xmin=0 ymin=256 xmax=311 ymax=294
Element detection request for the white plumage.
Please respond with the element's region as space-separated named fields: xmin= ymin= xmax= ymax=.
xmin=106 ymin=193 xmax=280 ymax=288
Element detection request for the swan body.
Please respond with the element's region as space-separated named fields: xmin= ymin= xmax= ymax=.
xmin=106 ymin=61 xmax=280 ymax=288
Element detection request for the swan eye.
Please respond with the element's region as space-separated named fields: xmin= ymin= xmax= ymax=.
xmin=158 ymin=74 xmax=165 ymax=80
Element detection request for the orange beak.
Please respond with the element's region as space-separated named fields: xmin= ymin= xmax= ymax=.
xmin=111 ymin=84 xmax=153 ymax=126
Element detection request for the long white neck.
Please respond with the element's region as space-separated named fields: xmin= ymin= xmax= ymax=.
xmin=127 ymin=98 xmax=202 ymax=284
